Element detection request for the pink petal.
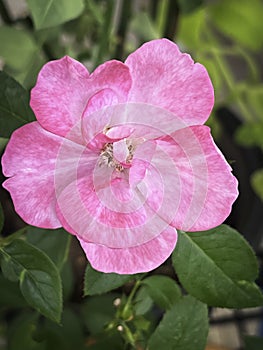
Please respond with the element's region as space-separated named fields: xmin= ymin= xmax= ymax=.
xmin=88 ymin=60 xmax=132 ymax=103
xmin=157 ymin=125 xmax=238 ymax=231
xmin=129 ymin=140 xmax=156 ymax=187
xmin=30 ymin=56 xmax=90 ymax=142
xmin=82 ymin=102 xmax=186 ymax=150
xmin=2 ymin=123 xmax=64 ymax=227
xmin=110 ymin=174 xmax=134 ymax=202
xmin=31 ymin=58 xmax=132 ymax=143
xmin=78 ymin=226 xmax=177 ymax=274
xmin=113 ymin=139 xmax=129 ymax=164
xmin=125 ymin=39 xmax=214 ymax=125
xmin=129 ymin=159 xmax=147 ymax=188
xmin=56 ymin=166 xmax=174 ymax=248
xmin=106 ymin=125 xmax=134 ymax=139
xmin=84 ymin=88 xmax=119 ymax=118
xmin=81 ymin=59 xmax=132 ymax=124
xmin=1 ymin=122 xmax=96 ymax=228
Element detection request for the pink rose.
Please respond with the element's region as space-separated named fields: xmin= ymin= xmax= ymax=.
xmin=1 ymin=39 xmax=238 ymax=274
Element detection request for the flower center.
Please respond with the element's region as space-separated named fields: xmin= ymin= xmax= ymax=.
xmin=99 ymin=142 xmax=134 ymax=172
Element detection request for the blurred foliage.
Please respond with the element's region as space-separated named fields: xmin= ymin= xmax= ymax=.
xmin=0 ymin=0 xmax=263 ymax=349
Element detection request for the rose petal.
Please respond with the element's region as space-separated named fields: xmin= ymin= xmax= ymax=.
xmin=129 ymin=140 xmax=156 ymax=187
xmin=82 ymin=102 xmax=186 ymax=151
xmin=113 ymin=139 xmax=129 ymax=164
xmin=78 ymin=226 xmax=177 ymax=274
xmin=1 ymin=121 xmax=96 ymax=228
xmin=157 ymin=125 xmax=239 ymax=231
xmin=89 ymin=60 xmax=132 ymax=101
xmin=125 ymin=39 xmax=214 ymax=125
xmin=31 ymin=58 xmax=132 ymax=143
xmin=30 ymin=56 xmax=90 ymax=142
xmin=1 ymin=123 xmax=62 ymax=227
xmin=55 ymin=162 xmax=175 ymax=248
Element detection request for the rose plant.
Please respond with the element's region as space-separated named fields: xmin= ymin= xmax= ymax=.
xmin=2 ymin=39 xmax=238 ymax=273
xmin=0 ymin=38 xmax=262 ymax=350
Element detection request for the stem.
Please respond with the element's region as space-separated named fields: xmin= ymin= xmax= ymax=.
xmin=156 ymin=0 xmax=169 ymax=37
xmin=114 ymin=0 xmax=132 ymax=60
xmin=163 ymin=0 xmax=179 ymax=40
xmin=94 ymin=0 xmax=115 ymax=67
xmin=58 ymin=235 xmax=72 ymax=271
xmin=211 ymin=49 xmax=254 ymax=121
xmin=236 ymin=46 xmax=259 ymax=83
xmin=205 ymin=27 xmax=255 ymax=121
xmin=121 ymin=279 xmax=142 ymax=320
xmin=0 ymin=226 xmax=28 ymax=247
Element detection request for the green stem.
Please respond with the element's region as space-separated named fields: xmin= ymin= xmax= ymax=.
xmin=94 ymin=0 xmax=115 ymax=67
xmin=121 ymin=278 xmax=142 ymax=320
xmin=205 ymin=27 xmax=255 ymax=121
xmin=0 ymin=226 xmax=28 ymax=247
xmin=156 ymin=0 xmax=169 ymax=37
xmin=114 ymin=0 xmax=132 ymax=60
xmin=211 ymin=49 xmax=254 ymax=121
xmin=163 ymin=0 xmax=179 ymax=40
xmin=58 ymin=235 xmax=72 ymax=271
xmin=236 ymin=46 xmax=259 ymax=83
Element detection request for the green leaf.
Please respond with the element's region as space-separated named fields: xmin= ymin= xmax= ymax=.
xmin=142 ymin=275 xmax=181 ymax=310
xmin=177 ymin=0 xmax=203 ymax=14
xmin=27 ymin=0 xmax=85 ymax=30
xmin=134 ymin=286 xmax=153 ymax=316
xmin=235 ymin=122 xmax=263 ymax=149
xmin=0 ymin=26 xmax=37 ymax=71
xmin=0 ymin=71 xmax=35 ymax=138
xmin=0 ymin=273 xmax=27 ymax=308
xmin=244 ymin=336 xmax=263 ymax=350
xmin=245 ymin=85 xmax=263 ymax=120
xmin=26 ymin=227 xmax=71 ymax=270
xmin=148 ymin=296 xmax=208 ymax=350
xmin=0 ymin=137 xmax=8 ymax=153
xmin=172 ymin=226 xmax=263 ymax=308
xmin=177 ymin=9 xmax=206 ymax=50
xmin=0 ymin=202 xmax=4 ymax=233
xmin=130 ymin=12 xmax=159 ymax=41
xmin=251 ymin=169 xmax=263 ymax=201
xmin=84 ymin=264 xmax=132 ymax=296
xmin=209 ymin=0 xmax=263 ymax=50
xmin=0 ymin=239 xmax=62 ymax=322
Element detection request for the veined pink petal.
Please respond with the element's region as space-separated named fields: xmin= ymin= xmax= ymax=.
xmin=1 ymin=122 xmax=96 ymax=228
xmin=1 ymin=123 xmax=68 ymax=227
xmin=125 ymin=39 xmax=214 ymax=125
xmin=106 ymin=125 xmax=134 ymax=139
xmin=81 ymin=60 xmax=132 ymax=127
xmin=88 ymin=60 xmax=132 ymax=104
xmin=31 ymin=58 xmax=132 ymax=143
xmin=110 ymin=174 xmax=134 ymax=202
xmin=157 ymin=125 xmax=239 ymax=231
xmin=78 ymin=226 xmax=177 ymax=274
xmin=55 ymin=162 xmax=175 ymax=248
xmin=84 ymin=88 xmax=119 ymax=118
xmin=129 ymin=159 xmax=147 ymax=188
xmin=113 ymin=139 xmax=129 ymax=164
xmin=82 ymin=102 xmax=186 ymax=150
xmin=129 ymin=140 xmax=156 ymax=187
xmin=30 ymin=56 xmax=90 ymax=142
